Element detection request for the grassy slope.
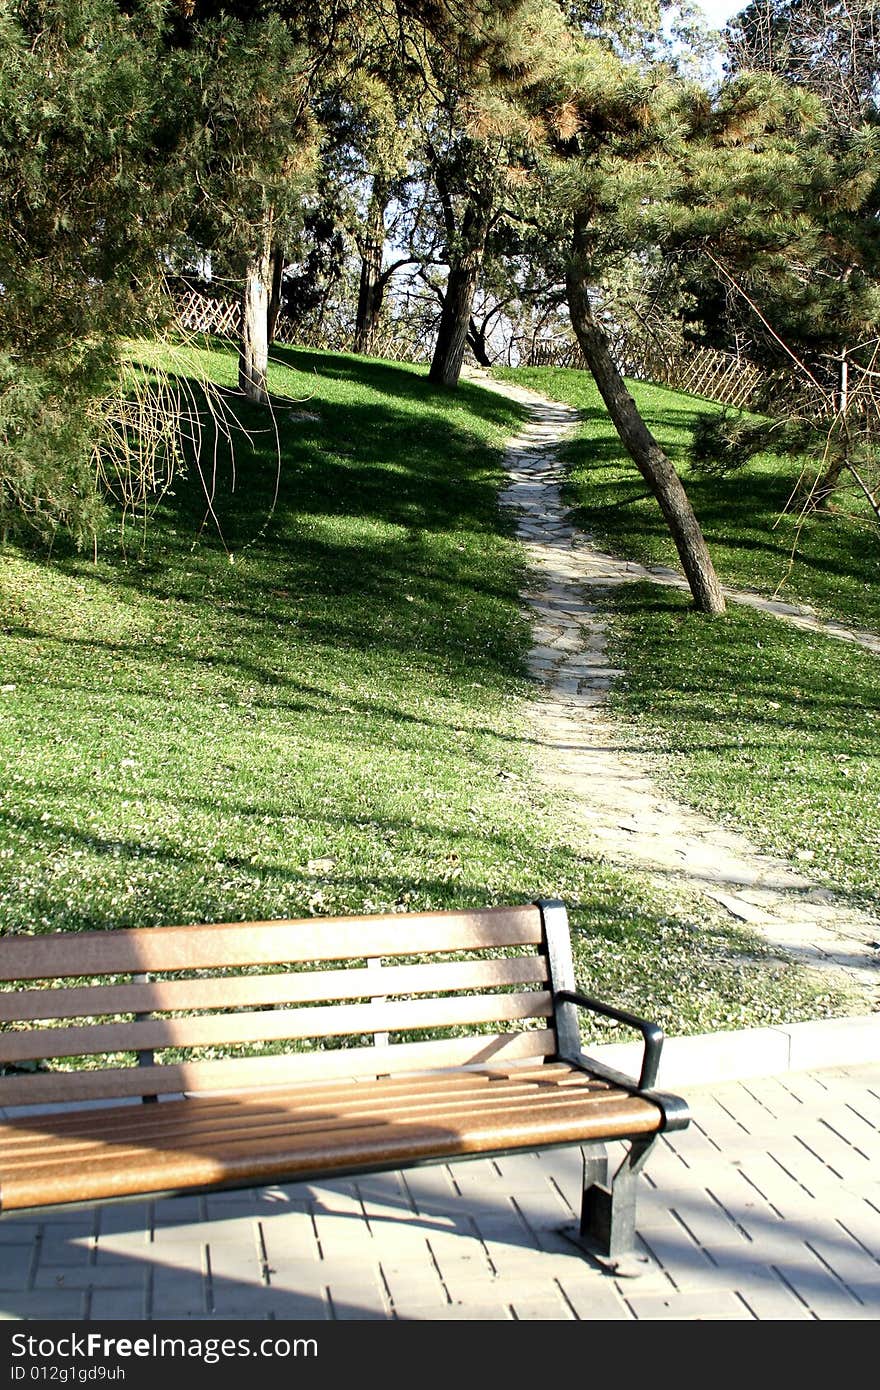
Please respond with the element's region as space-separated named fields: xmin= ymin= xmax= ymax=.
xmin=497 ymin=367 xmax=880 ymax=631
xmin=499 ymin=366 xmax=880 ymax=919
xmin=0 ymin=343 xmax=856 ymax=1035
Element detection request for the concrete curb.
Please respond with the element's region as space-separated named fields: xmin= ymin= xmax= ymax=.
xmin=589 ymin=1012 xmax=880 ymax=1089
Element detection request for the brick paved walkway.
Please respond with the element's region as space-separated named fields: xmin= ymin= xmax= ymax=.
xmin=2 ymin=1061 xmax=878 ymax=1321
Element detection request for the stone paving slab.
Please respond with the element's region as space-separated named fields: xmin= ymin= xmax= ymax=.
xmin=2 ymin=1061 xmax=879 ymax=1321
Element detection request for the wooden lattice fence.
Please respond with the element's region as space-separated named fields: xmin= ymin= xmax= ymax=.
xmin=173 ymin=287 xmax=801 ymax=412
xmin=171 ymin=287 xmax=431 ymax=363
xmin=173 ymin=289 xmax=240 ymax=339
xmin=526 ymin=335 xmax=795 ymax=412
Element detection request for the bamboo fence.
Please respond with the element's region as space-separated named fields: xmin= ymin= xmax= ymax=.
xmin=173 ymin=286 xmax=798 ymax=410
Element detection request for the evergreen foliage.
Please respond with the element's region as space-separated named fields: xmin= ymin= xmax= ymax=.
xmin=0 ymin=0 xmax=173 ymax=546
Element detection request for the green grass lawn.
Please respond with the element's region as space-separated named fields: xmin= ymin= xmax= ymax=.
xmin=497 ymin=367 xmax=880 ymax=631
xmin=0 ymin=342 xmax=859 ymax=1037
xmin=606 ymin=584 xmax=880 ymax=916
xmin=499 ymin=365 xmax=880 ymax=923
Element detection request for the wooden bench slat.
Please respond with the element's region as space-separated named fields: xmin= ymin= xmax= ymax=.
xmin=0 ymin=956 xmax=550 ymax=1023
xmin=0 ymin=1062 xmax=582 ymax=1143
xmin=0 ymin=906 xmax=544 ymax=981
xmin=0 ymin=1029 xmax=556 ymax=1106
xmin=0 ymin=1092 xmax=662 ymax=1210
xmin=0 ymin=1079 xmax=620 ymax=1173
xmin=0 ymin=991 xmax=554 ymax=1064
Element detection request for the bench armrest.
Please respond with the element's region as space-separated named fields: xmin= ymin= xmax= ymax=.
xmin=554 ymin=990 xmax=664 ymax=1092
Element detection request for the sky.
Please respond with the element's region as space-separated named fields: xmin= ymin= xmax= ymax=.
xmin=693 ymin=0 xmax=742 ymax=24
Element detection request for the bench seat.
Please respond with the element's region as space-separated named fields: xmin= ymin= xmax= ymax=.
xmin=0 ymin=1062 xmax=664 ymax=1211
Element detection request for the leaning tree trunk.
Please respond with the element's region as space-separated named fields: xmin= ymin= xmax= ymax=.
xmin=429 ymin=200 xmax=491 ymax=389
xmin=239 ymin=210 xmax=273 ymax=405
xmin=566 ymin=218 xmax=725 ymax=615
xmin=354 ymin=183 xmax=387 ymax=356
xmin=467 ymin=318 xmax=492 ymax=367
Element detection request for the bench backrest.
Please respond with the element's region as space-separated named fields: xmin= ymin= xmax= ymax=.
xmin=0 ymin=902 xmax=575 ymax=1108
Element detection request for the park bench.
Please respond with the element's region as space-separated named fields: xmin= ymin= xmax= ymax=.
xmin=0 ymin=899 xmax=689 ymax=1265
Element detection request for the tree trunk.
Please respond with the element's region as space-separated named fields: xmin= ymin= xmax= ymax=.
xmin=566 ymin=220 xmax=725 ymax=615
xmin=240 ymin=258 xmax=270 ymax=403
xmin=354 ymin=184 xmax=387 ymax=356
xmin=814 ymin=351 xmax=849 ymax=507
xmin=266 ymin=243 xmax=285 ymax=346
xmin=467 ymin=317 xmax=492 ymax=367
xmin=239 ymin=245 xmax=271 ymax=404
xmin=429 ymin=200 xmax=491 ymax=388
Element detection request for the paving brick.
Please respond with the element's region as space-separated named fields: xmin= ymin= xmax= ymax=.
xmin=506 ymin=1187 xmax=572 ymax=1234
xmin=493 ymin=1152 xmax=560 ymax=1193
xmin=262 ymin=1290 xmax=331 ymax=1318
xmin=769 ymin=1258 xmax=865 ymax=1318
xmin=0 ymin=1222 xmax=41 ymax=1244
xmin=802 ymin=1234 xmax=880 ymax=1292
xmin=35 ymin=1235 xmax=95 ymax=1267
xmin=400 ymin=1167 xmax=462 ymax=1214
xmin=379 ymin=1264 xmax=448 ymax=1318
xmin=554 ymin=1276 xmax=634 ymax=1320
xmin=731 ymin=1281 xmax=814 ymax=1320
xmin=667 ymin=1194 xmax=756 ymax=1251
xmin=791 ymin=1130 xmax=875 ymax=1183
xmin=636 ymin=1229 xmax=718 ymax=1288
xmin=325 ymin=1274 xmax=389 ymax=1319
xmin=664 ymin=1123 xmax=728 ymax=1164
xmin=87 ymin=1289 xmax=150 ymax=1320
xmin=696 ymin=1098 xmax=755 ymax=1144
xmin=312 ymin=1215 xmax=374 ymax=1259
xmin=0 ymin=1247 xmax=34 ymax=1291
xmin=832 ymin=1197 xmax=880 ymax=1258
xmin=301 ymin=1179 xmax=360 ymax=1211
xmin=667 ymin=1251 xmax=789 ymax=1295
xmin=625 ymin=1290 xmax=754 ymax=1320
xmin=0 ymin=1291 xmax=88 ymax=1319
xmin=151 ymin=1197 xmax=208 ymax=1225
xmin=420 ymin=1300 xmax=514 ymax=1319
xmin=150 ymin=1217 xmax=259 ymax=1247
xmin=32 ymin=1264 xmax=148 ymax=1291
xmin=92 ymin=1234 xmax=154 ymax=1263
xmin=208 ymin=1284 xmax=277 ymax=1317
xmin=366 ymin=1223 xmax=441 ymax=1262
xmin=96 ymin=1203 xmax=152 ymax=1236
xmin=765 ymin=1137 xmax=861 ymax=1191
xmin=33 ymin=1208 xmax=99 ymax=1231
xmin=835 ymin=1279 xmax=880 ymax=1312
xmin=255 ymin=1184 xmax=313 ymax=1209
xmin=205 ymin=1240 xmax=264 ymax=1286
xmin=262 ymin=1255 xmax=327 ymax=1292
xmin=150 ymin=1268 xmax=209 ymax=1319
xmin=258 ymin=1209 xmax=321 ymax=1261
xmin=205 ymin=1189 xmax=260 ymax=1213
xmin=733 ymin=1153 xmax=819 ymax=1205
xmin=134 ymin=1238 xmax=206 ymax=1271
xmin=511 ymin=1293 xmax=576 ymax=1319
xmin=773 ymin=1073 xmax=833 ymax=1106
xmin=355 ymin=1174 xmax=413 ymax=1222
xmin=813 ymin=1115 xmax=878 ymax=1165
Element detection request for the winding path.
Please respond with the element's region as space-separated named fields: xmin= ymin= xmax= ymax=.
xmin=477 ymin=370 xmax=880 ymax=1004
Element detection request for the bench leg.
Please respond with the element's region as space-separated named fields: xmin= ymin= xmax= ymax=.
xmin=561 ymin=1136 xmax=655 ymax=1272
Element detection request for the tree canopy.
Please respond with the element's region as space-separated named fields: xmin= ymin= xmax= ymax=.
xmin=3 ymin=0 xmax=879 ymax=588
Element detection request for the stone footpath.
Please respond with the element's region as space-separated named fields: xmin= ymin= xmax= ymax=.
xmin=482 ymin=373 xmax=880 ymax=1005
